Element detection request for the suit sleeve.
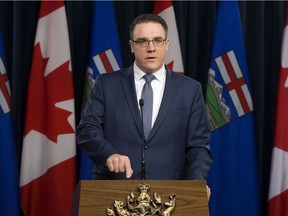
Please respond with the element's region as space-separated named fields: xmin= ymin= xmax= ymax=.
xmin=185 ymin=82 xmax=213 ymax=180
xmin=76 ymin=76 xmax=118 ymax=166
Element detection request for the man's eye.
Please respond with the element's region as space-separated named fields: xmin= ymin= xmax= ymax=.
xmin=154 ymin=39 xmax=163 ymax=43
xmin=138 ymin=40 xmax=148 ymax=45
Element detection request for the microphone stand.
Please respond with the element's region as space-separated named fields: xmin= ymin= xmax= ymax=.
xmin=139 ymin=99 xmax=146 ymax=180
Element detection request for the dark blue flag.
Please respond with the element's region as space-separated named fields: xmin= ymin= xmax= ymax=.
xmin=78 ymin=0 xmax=123 ymax=180
xmin=205 ymin=1 xmax=260 ymax=215
xmin=0 ymin=31 xmax=21 ymax=215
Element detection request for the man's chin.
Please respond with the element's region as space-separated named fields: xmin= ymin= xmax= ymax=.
xmin=143 ymin=65 xmax=161 ymax=73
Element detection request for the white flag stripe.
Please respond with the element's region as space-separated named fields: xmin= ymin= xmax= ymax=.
xmin=229 ymin=89 xmax=244 ymax=116
xmin=105 ymin=49 xmax=120 ymax=71
xmin=157 ymin=5 xmax=184 ymax=72
xmin=0 ymin=57 xmax=6 ymax=74
xmin=285 ymin=75 xmax=288 ymax=88
xmin=0 ymin=90 xmax=9 ymax=113
xmin=268 ymin=147 xmax=288 ymax=200
xmin=241 ymin=84 xmax=253 ymax=111
xmin=36 ymin=7 xmax=70 ymax=77
xmin=282 ymin=25 xmax=288 ymax=68
xmin=227 ymin=50 xmax=242 ymax=79
xmin=216 ymin=56 xmax=231 ymax=84
xmin=93 ymin=54 xmax=107 ymax=74
xmin=6 ymin=81 xmax=10 ymax=96
xmin=0 ymin=56 xmax=11 ymax=113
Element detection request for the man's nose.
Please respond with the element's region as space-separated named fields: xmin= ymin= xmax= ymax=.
xmin=147 ymin=41 xmax=155 ymax=51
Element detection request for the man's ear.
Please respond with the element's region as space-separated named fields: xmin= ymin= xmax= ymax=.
xmin=165 ymin=38 xmax=170 ymax=51
xmin=129 ymin=40 xmax=134 ymax=53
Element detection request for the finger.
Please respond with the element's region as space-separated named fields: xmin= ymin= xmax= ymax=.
xmin=106 ymin=154 xmax=119 ymax=172
xmin=106 ymin=159 xmax=114 ymax=172
xmin=119 ymin=157 xmax=125 ymax=173
xmin=124 ymin=158 xmax=133 ymax=178
xmin=112 ymin=157 xmax=120 ymax=173
xmin=206 ymin=185 xmax=211 ymax=201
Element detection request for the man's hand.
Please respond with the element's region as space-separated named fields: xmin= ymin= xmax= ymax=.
xmin=106 ymin=154 xmax=133 ymax=178
xmin=206 ymin=185 xmax=211 ymax=201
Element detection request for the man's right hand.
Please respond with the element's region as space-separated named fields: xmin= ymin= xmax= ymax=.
xmin=105 ymin=154 xmax=133 ymax=178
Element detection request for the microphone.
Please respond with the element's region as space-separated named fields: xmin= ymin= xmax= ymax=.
xmin=139 ymin=99 xmax=146 ymax=180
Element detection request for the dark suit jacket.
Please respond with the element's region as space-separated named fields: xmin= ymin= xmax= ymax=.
xmin=76 ymin=66 xmax=212 ymax=180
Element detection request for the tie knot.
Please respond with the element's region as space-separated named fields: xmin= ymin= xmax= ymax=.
xmin=143 ymin=74 xmax=156 ymax=83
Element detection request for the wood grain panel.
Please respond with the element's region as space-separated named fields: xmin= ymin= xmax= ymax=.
xmin=72 ymin=180 xmax=209 ymax=216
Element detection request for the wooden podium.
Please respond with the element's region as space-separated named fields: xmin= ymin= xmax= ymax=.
xmin=72 ymin=180 xmax=209 ymax=216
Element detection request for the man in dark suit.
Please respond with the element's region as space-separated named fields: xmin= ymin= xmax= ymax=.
xmin=76 ymin=13 xmax=212 ymax=181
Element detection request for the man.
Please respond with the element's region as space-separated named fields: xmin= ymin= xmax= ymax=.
xmin=76 ymin=13 xmax=212 ymax=181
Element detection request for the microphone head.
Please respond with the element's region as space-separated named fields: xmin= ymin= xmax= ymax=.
xmin=139 ymin=99 xmax=144 ymax=107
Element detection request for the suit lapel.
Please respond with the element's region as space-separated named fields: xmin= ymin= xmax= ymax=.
xmin=148 ymin=69 xmax=177 ymax=141
xmin=121 ymin=66 xmax=142 ymax=134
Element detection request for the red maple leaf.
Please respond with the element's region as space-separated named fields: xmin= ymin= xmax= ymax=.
xmin=23 ymin=43 xmax=74 ymax=143
xmin=166 ymin=61 xmax=174 ymax=70
xmin=167 ymin=60 xmax=184 ymax=74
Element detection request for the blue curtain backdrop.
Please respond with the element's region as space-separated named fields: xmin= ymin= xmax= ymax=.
xmin=0 ymin=1 xmax=286 ymax=215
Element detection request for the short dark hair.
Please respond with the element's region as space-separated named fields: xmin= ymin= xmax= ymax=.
xmin=129 ymin=13 xmax=168 ymax=40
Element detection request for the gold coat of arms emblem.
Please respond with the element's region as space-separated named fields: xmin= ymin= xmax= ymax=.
xmin=107 ymin=183 xmax=176 ymax=216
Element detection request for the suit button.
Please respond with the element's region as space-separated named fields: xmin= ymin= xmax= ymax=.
xmin=144 ymin=145 xmax=148 ymax=150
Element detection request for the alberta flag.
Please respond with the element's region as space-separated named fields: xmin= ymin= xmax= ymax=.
xmin=205 ymin=1 xmax=260 ymax=216
xmin=78 ymin=0 xmax=123 ymax=180
xmin=0 ymin=32 xmax=21 ymax=216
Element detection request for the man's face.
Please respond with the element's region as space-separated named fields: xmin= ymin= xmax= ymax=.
xmin=129 ymin=22 xmax=169 ymax=73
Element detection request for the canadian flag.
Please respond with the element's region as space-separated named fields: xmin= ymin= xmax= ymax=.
xmin=154 ymin=0 xmax=184 ymax=73
xmin=268 ymin=5 xmax=288 ymax=216
xmin=20 ymin=1 xmax=76 ymax=215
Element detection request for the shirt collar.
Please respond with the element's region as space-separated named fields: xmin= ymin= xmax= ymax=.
xmin=133 ymin=62 xmax=166 ymax=82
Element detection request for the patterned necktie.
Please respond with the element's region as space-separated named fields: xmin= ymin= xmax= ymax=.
xmin=141 ymin=74 xmax=156 ymax=141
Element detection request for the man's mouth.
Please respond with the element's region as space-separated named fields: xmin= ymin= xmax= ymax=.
xmin=146 ymin=56 xmax=156 ymax=60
